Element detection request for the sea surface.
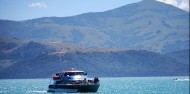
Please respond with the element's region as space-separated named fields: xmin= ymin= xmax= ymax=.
xmin=0 ymin=76 xmax=189 ymax=94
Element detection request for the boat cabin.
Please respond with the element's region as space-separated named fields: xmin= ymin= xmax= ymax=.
xmin=48 ymin=68 xmax=100 ymax=93
xmin=53 ymin=68 xmax=87 ymax=81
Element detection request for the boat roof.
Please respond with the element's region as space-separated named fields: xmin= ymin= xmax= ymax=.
xmin=63 ymin=68 xmax=84 ymax=72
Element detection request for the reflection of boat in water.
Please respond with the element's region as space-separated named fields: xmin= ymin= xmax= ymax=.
xmin=47 ymin=68 xmax=100 ymax=93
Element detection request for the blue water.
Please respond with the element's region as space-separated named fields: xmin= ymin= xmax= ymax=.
xmin=0 ymin=77 xmax=189 ymax=94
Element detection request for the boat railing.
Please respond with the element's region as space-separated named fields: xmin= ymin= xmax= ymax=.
xmin=54 ymin=78 xmax=99 ymax=85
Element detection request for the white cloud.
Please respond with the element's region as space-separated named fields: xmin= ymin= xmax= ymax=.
xmin=157 ymin=0 xmax=189 ymax=12
xmin=178 ymin=0 xmax=189 ymax=11
xmin=29 ymin=2 xmax=47 ymax=8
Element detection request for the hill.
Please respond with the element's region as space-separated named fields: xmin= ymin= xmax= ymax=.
xmin=164 ymin=49 xmax=189 ymax=64
xmin=0 ymin=0 xmax=189 ymax=53
xmin=0 ymin=39 xmax=189 ymax=78
xmin=0 ymin=0 xmax=189 ymax=78
xmin=0 ymin=48 xmax=188 ymax=79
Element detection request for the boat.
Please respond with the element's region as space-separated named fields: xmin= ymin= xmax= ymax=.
xmin=47 ymin=68 xmax=100 ymax=93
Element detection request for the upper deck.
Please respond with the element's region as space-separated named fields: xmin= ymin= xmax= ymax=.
xmin=55 ymin=68 xmax=86 ymax=77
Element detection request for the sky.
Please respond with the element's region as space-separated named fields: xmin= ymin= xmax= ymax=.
xmin=0 ymin=0 xmax=189 ymax=21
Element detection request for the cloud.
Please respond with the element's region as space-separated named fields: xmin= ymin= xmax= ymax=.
xmin=29 ymin=2 xmax=47 ymax=8
xmin=178 ymin=0 xmax=189 ymax=11
xmin=157 ymin=0 xmax=189 ymax=12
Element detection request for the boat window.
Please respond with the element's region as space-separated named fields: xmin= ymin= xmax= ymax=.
xmin=64 ymin=72 xmax=69 ymax=76
xmin=70 ymin=72 xmax=75 ymax=76
xmin=64 ymin=72 xmax=85 ymax=76
xmin=76 ymin=72 xmax=85 ymax=75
